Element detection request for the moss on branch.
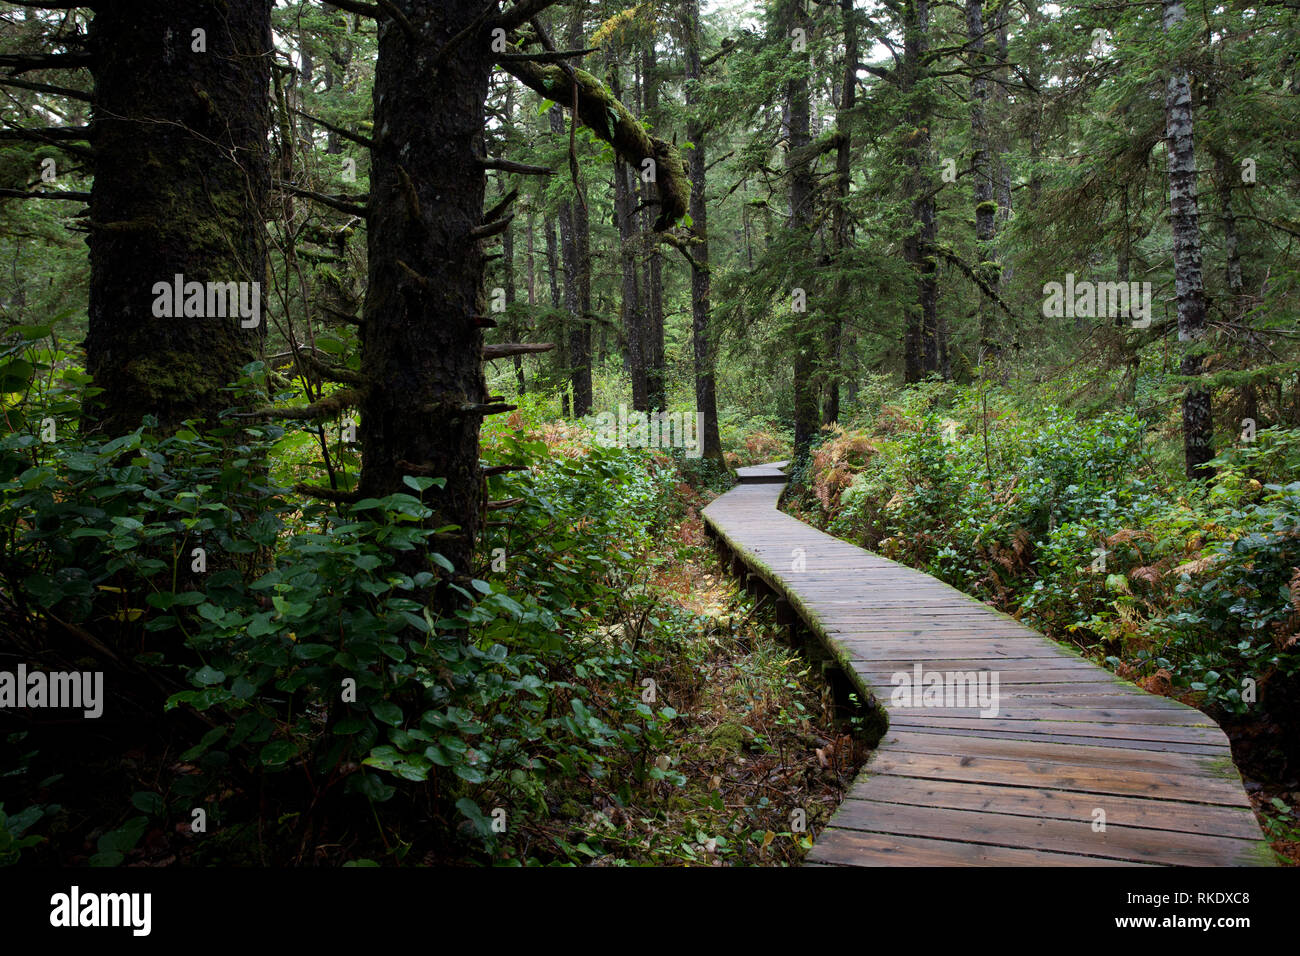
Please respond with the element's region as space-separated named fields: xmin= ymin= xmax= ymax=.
xmin=500 ymin=51 xmax=689 ymax=231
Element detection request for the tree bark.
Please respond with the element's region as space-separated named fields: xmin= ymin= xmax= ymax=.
xmin=781 ymin=0 xmax=820 ymax=455
xmin=901 ymin=0 xmax=940 ymax=383
xmin=84 ymin=0 xmax=272 ymax=436
xmin=610 ymin=56 xmax=647 ymax=410
xmin=641 ymin=43 xmax=667 ymax=411
xmin=966 ymin=0 xmax=1001 ymax=361
xmin=1162 ymin=0 xmax=1213 ymax=479
xmin=551 ymin=103 xmax=579 ymax=417
xmin=681 ymin=0 xmax=723 ymax=461
xmin=357 ymin=0 xmax=493 ymax=576
xmin=824 ymin=0 xmax=858 ymax=426
xmin=565 ymin=8 xmax=593 ymax=418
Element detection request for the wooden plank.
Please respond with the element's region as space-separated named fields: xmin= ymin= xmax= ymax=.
xmin=854 ymin=657 xmax=1106 ymax=673
xmin=870 ymin=706 xmax=1214 ymax=726
xmin=825 ymin=801 xmax=1267 ymax=866
xmin=845 ymin=640 xmax=1073 ymax=658
xmin=807 ymin=827 xmax=1152 ymax=867
xmin=889 ymin=715 xmax=1227 ymax=745
xmin=863 ymin=750 xmax=1253 ymax=807
xmin=879 ymin=731 xmax=1229 ymax=776
xmin=842 ymin=778 xmax=1265 ymax=840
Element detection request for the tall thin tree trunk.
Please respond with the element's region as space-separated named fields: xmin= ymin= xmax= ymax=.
xmin=322 ymin=3 xmax=353 ymax=156
xmin=1026 ymin=0 xmax=1043 ymax=208
xmin=1162 ymin=0 xmax=1213 ymax=478
xmin=566 ymin=8 xmax=593 ymax=418
xmin=682 ymin=0 xmax=722 ymax=461
xmin=824 ymin=0 xmax=858 ymax=426
xmin=518 ymin=206 xmax=535 ymax=394
xmin=641 ymin=43 xmax=667 ymax=411
xmin=782 ymin=0 xmax=820 ymax=454
xmin=993 ymin=0 xmax=1013 ymax=234
xmin=966 ymin=0 xmax=1001 ymax=361
xmin=501 ymin=179 xmax=520 ymax=390
xmin=902 ymin=0 xmax=939 ymax=382
xmin=610 ymin=56 xmax=647 ymax=410
xmin=545 ymin=212 xmax=561 ymax=310
xmin=544 ymin=209 xmax=566 ymax=410
xmin=551 ymin=104 xmax=579 ymax=417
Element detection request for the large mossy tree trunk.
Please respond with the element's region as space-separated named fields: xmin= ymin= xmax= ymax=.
xmin=84 ymin=0 xmax=271 ymax=436
xmin=357 ymin=0 xmax=493 ymax=575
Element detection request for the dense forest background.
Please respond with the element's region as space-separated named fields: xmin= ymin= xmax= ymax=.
xmin=1 ymin=0 xmax=1298 ymax=866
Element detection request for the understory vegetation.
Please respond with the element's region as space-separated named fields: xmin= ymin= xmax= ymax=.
xmin=1 ymin=339 xmax=866 ymax=866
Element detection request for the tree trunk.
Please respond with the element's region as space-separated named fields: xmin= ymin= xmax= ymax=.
xmin=84 ymin=0 xmax=272 ymax=436
xmin=552 ymin=104 xmax=579 ymax=417
xmin=566 ymin=8 xmax=593 ymax=418
xmin=681 ymin=0 xmax=723 ymax=462
xmin=501 ymin=179 xmax=521 ymax=392
xmin=618 ymin=161 xmax=647 ymax=409
xmin=782 ymin=0 xmax=820 ymax=454
xmin=966 ymin=0 xmax=1001 ymax=360
xmin=993 ymin=0 xmax=1013 ymax=238
xmin=545 ymin=206 xmax=566 ymax=412
xmin=1162 ymin=0 xmax=1213 ymax=479
xmin=901 ymin=0 xmax=939 ymax=383
xmin=823 ymin=0 xmax=858 ymax=426
xmin=518 ymin=205 xmax=535 ymax=395
xmin=641 ymin=44 xmax=667 ymax=411
xmin=610 ymin=57 xmax=647 ymax=410
xmin=357 ymin=0 xmax=493 ymax=576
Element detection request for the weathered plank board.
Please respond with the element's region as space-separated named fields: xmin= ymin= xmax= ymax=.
xmin=702 ymin=465 xmax=1272 ymax=867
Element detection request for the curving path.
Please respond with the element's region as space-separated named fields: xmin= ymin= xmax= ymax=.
xmin=702 ymin=464 xmax=1272 ymax=867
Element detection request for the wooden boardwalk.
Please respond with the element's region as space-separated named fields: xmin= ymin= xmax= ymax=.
xmin=703 ymin=464 xmax=1272 ymax=867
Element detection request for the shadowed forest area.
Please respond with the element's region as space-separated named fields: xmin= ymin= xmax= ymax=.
xmin=0 ymin=0 xmax=1298 ymax=886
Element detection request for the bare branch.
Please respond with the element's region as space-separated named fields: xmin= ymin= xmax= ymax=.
xmin=499 ymin=46 xmax=600 ymax=63
xmin=0 ymin=76 xmax=92 ymax=102
xmin=276 ymin=181 xmax=368 ymax=218
xmin=479 ymin=156 xmax=553 ymax=176
xmin=495 ymin=0 xmax=566 ymax=32
xmin=290 ymin=108 xmax=374 ymax=149
xmin=0 ymin=188 xmax=90 ymax=201
xmin=483 ymin=342 xmax=554 ymax=360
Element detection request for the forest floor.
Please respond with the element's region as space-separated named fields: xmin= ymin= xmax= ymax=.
xmin=517 ymin=482 xmax=872 ymax=865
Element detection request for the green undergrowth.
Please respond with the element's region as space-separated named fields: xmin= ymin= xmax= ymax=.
xmin=0 ymin=337 xmax=864 ymax=866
